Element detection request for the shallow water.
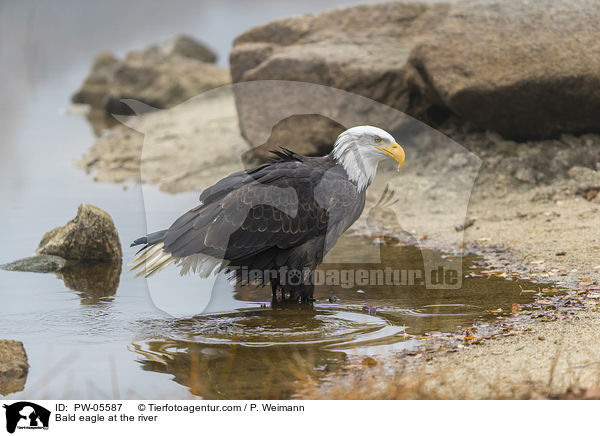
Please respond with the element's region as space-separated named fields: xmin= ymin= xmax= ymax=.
xmin=0 ymin=226 xmax=549 ymax=399
xmin=1 ymin=0 xmax=546 ymax=400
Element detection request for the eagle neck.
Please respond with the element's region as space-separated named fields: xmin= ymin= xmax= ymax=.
xmin=330 ymin=135 xmax=378 ymax=192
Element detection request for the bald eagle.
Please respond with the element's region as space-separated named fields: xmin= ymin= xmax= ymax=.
xmin=130 ymin=126 xmax=405 ymax=302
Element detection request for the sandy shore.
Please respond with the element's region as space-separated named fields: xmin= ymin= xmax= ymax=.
xmin=320 ymin=139 xmax=600 ymax=398
xmin=416 ymin=312 xmax=600 ymax=398
xmin=349 ymin=133 xmax=600 ymax=398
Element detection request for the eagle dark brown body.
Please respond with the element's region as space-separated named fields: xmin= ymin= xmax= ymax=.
xmin=131 ymin=126 xmax=405 ymax=304
xmin=132 ymin=149 xmax=366 ymax=302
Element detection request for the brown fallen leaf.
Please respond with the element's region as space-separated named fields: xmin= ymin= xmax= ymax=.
xmin=362 ymin=357 xmax=378 ymax=367
xmin=511 ymin=303 xmax=520 ymax=314
xmin=584 ymin=189 xmax=598 ymax=201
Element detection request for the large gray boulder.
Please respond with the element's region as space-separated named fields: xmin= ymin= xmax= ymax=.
xmin=0 ymin=340 xmax=29 ymax=396
xmin=230 ymin=2 xmax=448 ymax=151
xmin=408 ymin=0 xmax=600 ymax=139
xmin=230 ymin=0 xmax=600 ymax=143
xmin=36 ymin=204 xmax=122 ymax=261
xmin=73 ymin=35 xmax=230 ymax=115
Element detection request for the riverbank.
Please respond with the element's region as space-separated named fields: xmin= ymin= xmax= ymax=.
xmin=310 ymin=144 xmax=600 ymax=398
xmin=306 ymin=312 xmax=600 ymax=399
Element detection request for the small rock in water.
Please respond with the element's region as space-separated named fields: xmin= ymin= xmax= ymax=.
xmin=0 ymin=340 xmax=29 ymax=375
xmin=328 ymin=296 xmax=339 ymax=303
xmin=0 ymin=255 xmax=68 ymax=273
xmin=0 ymin=340 xmax=29 ymax=396
xmin=36 ymin=203 xmax=122 ymax=261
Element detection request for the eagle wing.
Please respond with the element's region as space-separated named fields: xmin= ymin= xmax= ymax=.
xmin=161 ymin=156 xmax=364 ymax=264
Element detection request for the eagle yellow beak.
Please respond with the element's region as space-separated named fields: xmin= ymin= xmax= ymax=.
xmin=375 ymin=142 xmax=405 ymax=168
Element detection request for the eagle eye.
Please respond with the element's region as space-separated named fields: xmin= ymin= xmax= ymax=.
xmin=374 ymin=135 xmax=383 ymax=143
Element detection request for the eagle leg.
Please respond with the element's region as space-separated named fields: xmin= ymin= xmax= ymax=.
xmin=286 ymin=281 xmax=314 ymax=303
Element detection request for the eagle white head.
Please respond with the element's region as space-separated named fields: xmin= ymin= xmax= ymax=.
xmin=332 ymin=125 xmax=405 ymax=191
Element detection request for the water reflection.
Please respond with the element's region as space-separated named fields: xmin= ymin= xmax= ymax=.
xmin=233 ymin=239 xmax=538 ymax=333
xmin=131 ymin=238 xmax=554 ymax=399
xmin=57 ymin=261 xmax=122 ymax=305
xmin=134 ymin=339 xmax=344 ymax=399
xmin=132 ymin=307 xmax=398 ymax=399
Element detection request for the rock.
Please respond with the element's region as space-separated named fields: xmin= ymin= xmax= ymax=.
xmin=0 ymin=340 xmax=29 ymax=396
xmin=514 ymin=168 xmax=539 ymax=184
xmin=36 ymin=204 xmax=122 ymax=261
xmin=104 ymin=53 xmax=229 ymax=116
xmin=242 ymin=114 xmax=345 ymax=164
xmin=161 ymin=35 xmax=217 ymax=63
xmin=408 ymin=0 xmax=600 ymax=139
xmin=568 ymin=166 xmax=600 ymax=184
xmin=455 ymin=219 xmax=475 ymax=232
xmin=447 ymin=153 xmax=470 ymax=169
xmin=0 ymin=340 xmax=29 ymax=375
xmin=72 ymin=52 xmax=120 ymax=108
xmin=0 ymin=255 xmax=68 ymax=273
xmin=230 ymin=2 xmax=449 ymax=150
xmin=72 ymin=35 xmax=229 ymax=115
xmin=231 ymin=0 xmax=600 ymax=143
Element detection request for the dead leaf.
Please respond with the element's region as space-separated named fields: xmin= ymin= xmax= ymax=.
xmin=362 ymin=357 xmax=378 ymax=367
xmin=584 ymin=189 xmax=598 ymax=201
